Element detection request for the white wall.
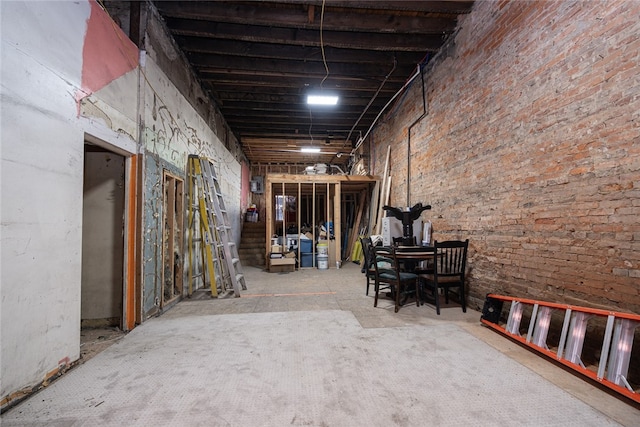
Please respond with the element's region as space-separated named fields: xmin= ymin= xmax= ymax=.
xmin=1 ymin=0 xmax=90 ymax=400
xmin=1 ymin=0 xmax=245 ymax=404
xmin=81 ymin=151 xmax=125 ymax=323
xmin=139 ymin=17 xmax=242 ymax=316
xmin=142 ymin=41 xmax=242 ymax=234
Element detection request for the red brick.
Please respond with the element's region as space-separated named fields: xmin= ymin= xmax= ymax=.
xmin=368 ymin=0 xmax=640 ymax=316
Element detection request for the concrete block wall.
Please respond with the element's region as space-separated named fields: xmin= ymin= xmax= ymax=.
xmin=370 ymin=0 xmax=640 ymax=314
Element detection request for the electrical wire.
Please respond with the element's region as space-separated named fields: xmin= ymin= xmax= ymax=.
xmin=307 ymin=0 xmax=328 ymax=148
xmin=319 ymin=0 xmax=329 ymax=88
xmin=353 ymin=64 xmax=422 ymax=153
xmin=308 ymin=108 xmax=315 ymax=144
xmin=344 ymin=57 xmax=397 ymax=146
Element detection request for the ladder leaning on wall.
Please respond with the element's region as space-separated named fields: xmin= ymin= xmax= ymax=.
xmin=187 ymin=155 xmax=246 ymax=297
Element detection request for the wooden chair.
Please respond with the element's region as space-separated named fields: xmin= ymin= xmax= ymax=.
xmin=360 ymin=236 xmax=376 ymax=296
xmin=421 ymin=239 xmax=469 ymax=315
xmin=372 ymin=246 xmax=420 ymax=313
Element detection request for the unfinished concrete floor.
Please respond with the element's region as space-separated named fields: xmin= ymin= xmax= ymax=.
xmin=3 ymin=262 xmax=639 ymax=426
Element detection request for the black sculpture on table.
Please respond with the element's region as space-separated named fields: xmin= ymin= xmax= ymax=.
xmin=383 ymin=203 xmax=431 ymax=246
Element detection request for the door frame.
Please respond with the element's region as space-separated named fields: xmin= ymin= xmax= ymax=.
xmin=161 ymin=170 xmax=185 ymax=308
xmin=84 ymin=132 xmax=138 ymax=331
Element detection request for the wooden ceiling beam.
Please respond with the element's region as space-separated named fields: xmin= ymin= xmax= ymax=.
xmin=176 ymin=36 xmax=425 ymax=65
xmin=148 ymin=0 xmax=473 ymax=166
xmin=189 ymin=53 xmax=416 ymax=79
xmin=213 ymin=84 xmax=396 ymax=97
xmin=226 ymin=116 xmax=373 ymax=128
xmin=266 ymin=1 xmax=474 ymax=14
xmin=165 ymin=19 xmax=446 ymax=51
xmin=242 ymin=136 xmax=350 ymax=145
xmin=241 ymin=133 xmax=353 ymax=147
xmin=218 ymin=94 xmax=387 ymax=108
xmin=200 ymin=74 xmax=404 ymax=91
xmin=234 ymin=120 xmax=363 ymax=130
xmin=157 ymin=2 xmax=459 ymax=34
xmin=226 ymin=112 xmax=370 ymax=123
xmin=234 ymin=122 xmax=363 ymax=133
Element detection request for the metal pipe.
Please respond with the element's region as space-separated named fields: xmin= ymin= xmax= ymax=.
xmin=345 ymin=57 xmax=397 ymax=146
xmin=353 ymin=64 xmax=421 ymax=153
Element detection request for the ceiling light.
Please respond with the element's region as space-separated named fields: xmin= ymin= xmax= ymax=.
xmin=307 ymin=95 xmax=339 ymax=106
xmin=301 ymin=147 xmax=321 ymax=153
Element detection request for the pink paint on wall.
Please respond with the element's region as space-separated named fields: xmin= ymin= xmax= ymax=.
xmin=76 ymin=0 xmax=138 ymax=104
xmin=241 ymin=161 xmax=251 ymax=212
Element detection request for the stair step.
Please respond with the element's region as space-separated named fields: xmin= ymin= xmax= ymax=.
xmin=239 ymin=221 xmax=267 ymax=267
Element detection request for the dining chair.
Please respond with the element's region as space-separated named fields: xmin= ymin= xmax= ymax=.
xmin=360 ymin=236 xmax=376 ymax=296
xmin=372 ymin=246 xmax=420 ymax=313
xmin=421 ymin=239 xmax=469 ymax=315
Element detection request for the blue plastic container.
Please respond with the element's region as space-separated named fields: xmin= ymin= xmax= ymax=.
xmin=301 ymin=253 xmax=313 ymax=267
xmin=300 ymin=239 xmax=313 ymax=253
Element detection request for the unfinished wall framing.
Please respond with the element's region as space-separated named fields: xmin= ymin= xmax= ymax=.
xmin=264 ymin=174 xmax=377 ymax=270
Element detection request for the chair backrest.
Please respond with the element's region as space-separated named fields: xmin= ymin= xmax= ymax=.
xmin=433 ymin=239 xmax=469 ymax=279
xmin=360 ymin=236 xmax=374 ymax=268
xmin=371 ymin=245 xmax=397 ymax=278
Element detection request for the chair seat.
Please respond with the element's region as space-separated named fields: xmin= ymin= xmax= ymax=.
xmin=379 ymin=271 xmax=418 ymax=281
xmin=422 ymin=275 xmax=461 ymax=284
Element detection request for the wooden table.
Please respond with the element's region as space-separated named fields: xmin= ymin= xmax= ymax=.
xmin=394 ymin=246 xmax=437 ymax=305
xmin=395 ymin=245 xmax=435 ymax=259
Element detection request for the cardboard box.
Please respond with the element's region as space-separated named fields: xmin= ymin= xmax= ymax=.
xmin=270 ymin=258 xmax=295 ymax=266
xmin=270 ymin=264 xmax=295 ymax=273
xmin=270 ymin=257 xmax=295 ymax=273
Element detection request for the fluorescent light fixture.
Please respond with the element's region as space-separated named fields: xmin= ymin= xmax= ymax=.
xmin=301 ymin=147 xmax=321 ymax=153
xmin=307 ymin=95 xmax=339 ymax=105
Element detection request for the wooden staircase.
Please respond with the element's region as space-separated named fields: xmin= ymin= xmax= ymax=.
xmin=239 ymin=221 xmax=266 ymax=267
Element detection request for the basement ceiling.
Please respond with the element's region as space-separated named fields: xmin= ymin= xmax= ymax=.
xmin=153 ymin=1 xmax=474 ymax=167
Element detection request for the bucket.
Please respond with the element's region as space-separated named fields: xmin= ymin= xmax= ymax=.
xmin=317 ymin=241 xmax=329 ymax=255
xmin=317 ymin=254 xmax=329 ymax=270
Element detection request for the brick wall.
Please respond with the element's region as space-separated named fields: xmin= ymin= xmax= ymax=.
xmin=370 ymin=0 xmax=640 ymax=313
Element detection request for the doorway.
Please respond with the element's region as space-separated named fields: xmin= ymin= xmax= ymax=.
xmin=162 ymin=171 xmax=184 ymax=307
xmin=81 ymin=144 xmax=125 ymax=330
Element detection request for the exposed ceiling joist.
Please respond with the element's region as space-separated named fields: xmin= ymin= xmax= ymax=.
xmin=149 ymin=0 xmax=474 ymax=167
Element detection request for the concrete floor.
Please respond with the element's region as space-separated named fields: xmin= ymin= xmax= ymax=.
xmin=2 ymin=262 xmax=639 ymax=426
